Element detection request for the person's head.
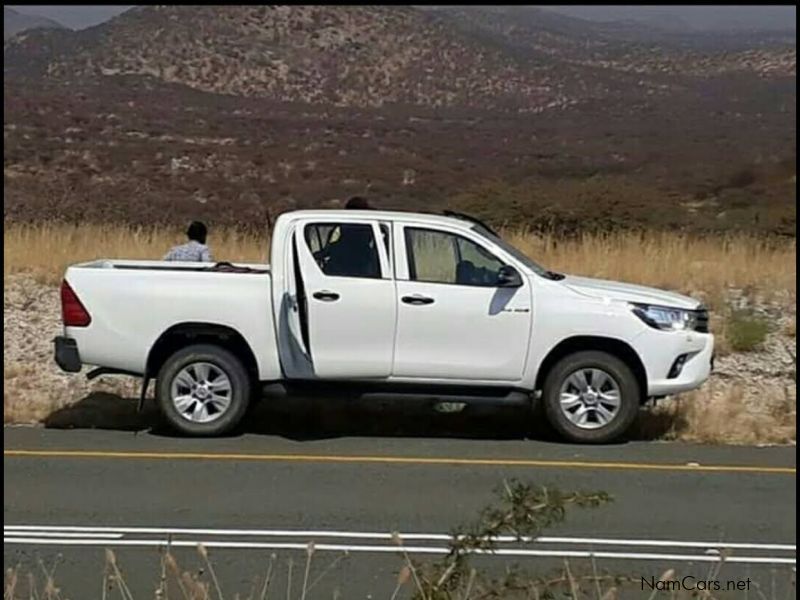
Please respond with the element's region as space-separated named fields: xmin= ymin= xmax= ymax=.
xmin=187 ymin=221 xmax=208 ymax=244
xmin=345 ymin=196 xmax=370 ymax=210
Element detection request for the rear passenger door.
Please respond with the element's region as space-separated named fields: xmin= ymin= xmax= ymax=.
xmin=294 ymin=219 xmax=396 ymax=379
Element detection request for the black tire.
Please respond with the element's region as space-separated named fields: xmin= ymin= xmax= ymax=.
xmin=542 ymin=351 xmax=640 ymax=444
xmin=156 ymin=344 xmax=251 ymax=436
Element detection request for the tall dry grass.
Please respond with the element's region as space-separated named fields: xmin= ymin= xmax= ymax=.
xmin=639 ymin=383 xmax=796 ymax=445
xmin=3 ymin=223 xmax=268 ymax=285
xmin=531 ymin=230 xmax=795 ymax=304
xmin=4 ymin=223 xmax=795 ymax=309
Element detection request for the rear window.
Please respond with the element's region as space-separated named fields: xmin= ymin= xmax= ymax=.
xmin=304 ymin=223 xmax=381 ymax=279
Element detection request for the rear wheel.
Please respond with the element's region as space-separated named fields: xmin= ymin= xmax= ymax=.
xmin=156 ymin=344 xmax=251 ymax=436
xmin=542 ymin=351 xmax=639 ymax=444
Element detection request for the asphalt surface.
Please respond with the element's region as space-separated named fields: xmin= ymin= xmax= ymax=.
xmin=4 ymin=419 xmax=796 ymax=599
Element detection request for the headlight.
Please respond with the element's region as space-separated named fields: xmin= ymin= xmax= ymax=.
xmin=630 ymin=303 xmax=699 ymax=331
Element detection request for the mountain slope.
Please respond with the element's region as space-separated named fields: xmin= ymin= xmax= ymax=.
xmin=422 ymin=6 xmax=796 ymax=78
xmin=4 ymin=7 xmax=67 ymax=40
xmin=2 ymin=5 xmax=794 ymax=234
xmin=9 ymin=5 xmax=792 ymax=114
xmin=5 ymin=5 xmax=592 ymax=112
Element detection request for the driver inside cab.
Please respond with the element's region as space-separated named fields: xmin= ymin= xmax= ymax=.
xmin=315 ymin=224 xmax=380 ymax=278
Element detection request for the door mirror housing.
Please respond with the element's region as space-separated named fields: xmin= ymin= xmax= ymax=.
xmin=496 ymin=265 xmax=523 ymax=288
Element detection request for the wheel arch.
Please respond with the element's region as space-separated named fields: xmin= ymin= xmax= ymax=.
xmin=534 ymin=336 xmax=648 ymax=403
xmin=147 ymin=322 xmax=259 ymax=381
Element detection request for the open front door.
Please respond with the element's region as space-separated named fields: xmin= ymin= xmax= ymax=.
xmin=294 ymin=218 xmax=396 ymax=379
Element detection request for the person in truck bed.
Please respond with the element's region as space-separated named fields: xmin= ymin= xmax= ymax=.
xmin=164 ymin=221 xmax=213 ymax=262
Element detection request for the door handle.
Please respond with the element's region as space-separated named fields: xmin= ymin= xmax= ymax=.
xmin=401 ymin=294 xmax=435 ymax=306
xmin=312 ymin=290 xmax=340 ymax=302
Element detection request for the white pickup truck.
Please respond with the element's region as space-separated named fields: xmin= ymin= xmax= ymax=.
xmin=55 ymin=209 xmax=714 ymax=443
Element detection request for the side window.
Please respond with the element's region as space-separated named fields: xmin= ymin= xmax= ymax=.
xmin=405 ymin=227 xmax=505 ymax=286
xmin=304 ymin=222 xmax=381 ymax=279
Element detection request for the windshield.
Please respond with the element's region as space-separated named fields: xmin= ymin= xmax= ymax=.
xmin=471 ymin=224 xmax=549 ymax=277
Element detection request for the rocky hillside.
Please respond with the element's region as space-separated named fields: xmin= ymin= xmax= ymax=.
xmin=2 ymin=5 xmax=795 ymax=233
xmin=5 ymin=5 xmax=591 ymax=112
xmin=424 ymin=6 xmax=797 ymax=79
xmin=5 ymin=5 xmax=794 ymax=110
xmin=4 ymin=7 xmax=66 ymax=41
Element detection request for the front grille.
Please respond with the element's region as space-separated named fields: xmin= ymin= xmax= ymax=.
xmin=695 ymin=306 xmax=710 ymax=333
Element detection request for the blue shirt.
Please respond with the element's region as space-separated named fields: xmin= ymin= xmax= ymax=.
xmin=163 ymin=240 xmax=213 ymax=262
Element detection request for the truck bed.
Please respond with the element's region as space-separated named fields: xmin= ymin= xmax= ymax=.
xmin=62 ymin=259 xmax=280 ymax=381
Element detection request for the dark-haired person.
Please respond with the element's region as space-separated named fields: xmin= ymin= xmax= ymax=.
xmin=163 ymin=221 xmax=213 ymax=262
xmin=345 ymin=196 xmax=371 ymax=209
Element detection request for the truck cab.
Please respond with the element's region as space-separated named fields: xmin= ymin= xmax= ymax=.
xmin=273 ymin=210 xmax=537 ymax=385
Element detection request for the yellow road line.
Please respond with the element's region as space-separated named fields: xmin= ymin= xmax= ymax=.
xmin=3 ymin=449 xmax=795 ymax=474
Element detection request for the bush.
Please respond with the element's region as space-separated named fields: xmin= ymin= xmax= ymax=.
xmin=405 ymin=479 xmax=613 ymax=599
xmin=727 ymin=167 xmax=757 ymax=189
xmin=725 ymin=310 xmax=771 ymax=352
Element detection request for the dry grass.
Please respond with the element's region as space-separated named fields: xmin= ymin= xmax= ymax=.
xmin=3 ymin=360 xmax=140 ymax=425
xmin=3 ymin=223 xmax=268 ymax=285
xmin=3 ymin=363 xmax=56 ymax=424
xmin=523 ymin=229 xmax=796 ymax=311
xmin=6 ymin=546 xmax=794 ymax=600
xmin=639 ymin=383 xmax=797 ymax=445
xmin=4 ymin=223 xmax=796 ymax=310
xmin=785 ymin=318 xmax=797 ymax=338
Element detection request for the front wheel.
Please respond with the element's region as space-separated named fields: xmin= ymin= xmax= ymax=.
xmin=542 ymin=351 xmax=640 ymax=444
xmin=156 ymin=344 xmax=251 ymax=436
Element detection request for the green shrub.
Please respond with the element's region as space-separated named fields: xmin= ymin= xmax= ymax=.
xmin=726 ymin=310 xmax=771 ymax=352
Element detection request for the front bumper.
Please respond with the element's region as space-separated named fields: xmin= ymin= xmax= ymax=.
xmin=638 ymin=332 xmax=715 ymax=397
xmin=54 ymin=336 xmax=82 ymax=373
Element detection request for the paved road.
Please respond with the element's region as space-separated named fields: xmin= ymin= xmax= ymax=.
xmin=4 ymin=423 xmax=796 ymax=599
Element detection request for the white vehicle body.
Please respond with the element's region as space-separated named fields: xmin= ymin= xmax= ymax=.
xmin=56 ymin=209 xmax=714 ymax=442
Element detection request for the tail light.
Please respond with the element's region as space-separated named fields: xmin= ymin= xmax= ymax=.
xmin=61 ymin=280 xmax=91 ymax=327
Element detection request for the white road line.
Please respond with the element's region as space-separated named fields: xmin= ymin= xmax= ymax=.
xmin=3 ymin=537 xmax=795 ymax=564
xmin=2 ymin=531 xmax=123 ymax=539
xmin=3 ymin=525 xmax=796 ymax=552
xmin=536 ymin=536 xmax=796 ymax=551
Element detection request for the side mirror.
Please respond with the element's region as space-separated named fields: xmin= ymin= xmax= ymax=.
xmin=496 ymin=265 xmax=523 ymax=288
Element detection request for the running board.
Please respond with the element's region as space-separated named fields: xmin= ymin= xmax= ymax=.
xmin=350 ymin=390 xmax=531 ymax=406
xmin=268 ymin=382 xmax=532 ymax=407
